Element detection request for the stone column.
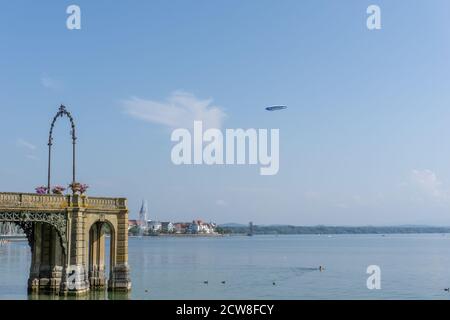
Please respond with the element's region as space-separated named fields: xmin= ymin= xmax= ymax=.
xmin=97 ymin=224 xmax=107 ymax=288
xmin=88 ymin=223 xmax=97 ymax=287
xmin=61 ymin=195 xmax=90 ymax=295
xmin=108 ymin=208 xmax=131 ymax=291
xmin=88 ymin=222 xmax=107 ymax=289
xmin=27 ymin=223 xmax=63 ymax=294
xmin=38 ymin=223 xmax=51 ymax=291
xmin=49 ymin=227 xmax=63 ymax=292
xmin=28 ymin=222 xmax=42 ymax=293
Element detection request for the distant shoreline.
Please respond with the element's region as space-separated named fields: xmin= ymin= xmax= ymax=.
xmin=217 ymin=225 xmax=450 ymax=235
xmin=6 ymin=226 xmax=450 ymax=241
xmin=130 ymin=233 xmax=224 ymax=238
xmin=0 ymin=235 xmax=27 ymax=241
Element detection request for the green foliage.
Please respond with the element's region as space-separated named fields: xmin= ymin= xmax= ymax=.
xmin=128 ymin=226 xmax=140 ymax=236
xmin=215 ymin=227 xmax=232 ymax=235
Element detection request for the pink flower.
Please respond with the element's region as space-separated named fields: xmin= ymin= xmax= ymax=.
xmin=52 ymin=185 xmax=66 ymax=194
xmin=79 ymin=184 xmax=89 ymax=194
xmin=35 ymin=186 xmax=48 ymax=195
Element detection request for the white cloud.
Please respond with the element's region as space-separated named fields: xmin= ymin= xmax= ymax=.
xmin=123 ymin=91 xmax=227 ymax=130
xmin=304 ymin=191 xmax=320 ymax=200
xmin=216 ymin=200 xmax=228 ymax=206
xmin=334 ymin=203 xmax=349 ymax=209
xmin=40 ymin=75 xmax=61 ymax=89
xmin=17 ymin=138 xmax=36 ymax=151
xmin=26 ymin=155 xmax=39 ymax=161
xmin=410 ymin=169 xmax=448 ymax=199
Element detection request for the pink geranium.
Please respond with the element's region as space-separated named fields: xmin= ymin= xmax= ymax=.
xmin=79 ymin=184 xmax=89 ymax=194
xmin=35 ymin=186 xmax=48 ymax=195
xmin=52 ymin=185 xmax=66 ymax=195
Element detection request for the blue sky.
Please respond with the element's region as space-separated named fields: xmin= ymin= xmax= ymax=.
xmin=1 ymin=1 xmax=450 ymax=225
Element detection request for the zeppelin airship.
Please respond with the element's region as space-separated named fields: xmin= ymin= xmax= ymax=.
xmin=265 ymin=106 xmax=287 ymax=111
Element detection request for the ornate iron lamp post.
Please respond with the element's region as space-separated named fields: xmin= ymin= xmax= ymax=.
xmin=47 ymin=105 xmax=77 ymax=194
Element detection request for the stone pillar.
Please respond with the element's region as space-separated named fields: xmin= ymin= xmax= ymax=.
xmin=108 ymin=209 xmax=131 ymax=291
xmin=38 ymin=223 xmax=51 ymax=291
xmin=88 ymin=223 xmax=97 ymax=287
xmin=28 ymin=222 xmax=41 ymax=293
xmin=61 ymin=195 xmax=90 ymax=295
xmin=27 ymin=223 xmax=63 ymax=294
xmin=89 ymin=222 xmax=107 ymax=289
xmin=97 ymin=224 xmax=107 ymax=288
xmin=49 ymin=227 xmax=63 ymax=292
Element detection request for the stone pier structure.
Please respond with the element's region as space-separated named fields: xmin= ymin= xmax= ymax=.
xmin=0 ymin=192 xmax=132 ymax=295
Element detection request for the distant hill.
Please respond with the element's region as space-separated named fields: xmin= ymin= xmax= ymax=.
xmin=219 ymin=223 xmax=247 ymax=228
xmin=217 ymin=224 xmax=450 ymax=235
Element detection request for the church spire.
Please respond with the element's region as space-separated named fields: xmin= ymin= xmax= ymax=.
xmin=139 ymin=200 xmax=148 ymax=225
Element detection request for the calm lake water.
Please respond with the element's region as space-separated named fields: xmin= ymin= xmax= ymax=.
xmin=2 ymin=234 xmax=450 ymax=300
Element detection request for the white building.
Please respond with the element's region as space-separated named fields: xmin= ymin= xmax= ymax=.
xmin=161 ymin=222 xmax=174 ymax=233
xmin=187 ymin=220 xmax=216 ymax=234
xmin=147 ymin=220 xmax=162 ymax=232
xmin=187 ymin=221 xmax=201 ymax=234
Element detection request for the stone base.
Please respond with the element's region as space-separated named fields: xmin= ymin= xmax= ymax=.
xmin=27 ymin=266 xmax=64 ymax=294
xmin=27 ymin=278 xmax=40 ymax=293
xmin=89 ymin=268 xmax=107 ymax=289
xmin=59 ymin=265 xmax=90 ymax=295
xmin=108 ymin=264 xmax=132 ymax=291
xmin=29 ymin=264 xmax=131 ymax=295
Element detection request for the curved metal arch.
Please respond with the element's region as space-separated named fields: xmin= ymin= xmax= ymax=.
xmin=0 ymin=211 xmax=68 ymax=255
xmin=47 ymin=105 xmax=77 ymax=193
xmin=14 ymin=221 xmax=67 ymax=256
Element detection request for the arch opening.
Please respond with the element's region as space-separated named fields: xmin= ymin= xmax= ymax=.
xmin=88 ymin=221 xmax=116 ymax=290
xmin=21 ymin=222 xmax=67 ymax=294
xmin=0 ymin=217 xmax=68 ymax=294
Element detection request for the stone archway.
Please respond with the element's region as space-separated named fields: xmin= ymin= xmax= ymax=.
xmin=88 ymin=220 xmax=116 ymax=290
xmin=27 ymin=222 xmax=66 ymax=293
